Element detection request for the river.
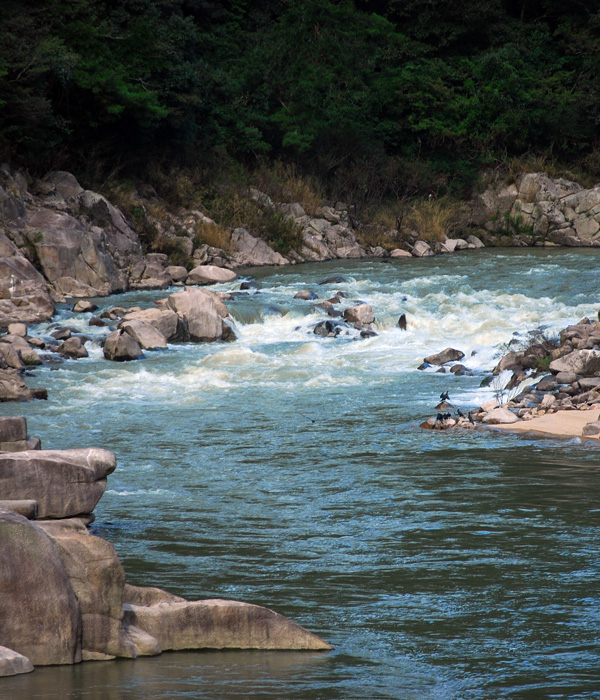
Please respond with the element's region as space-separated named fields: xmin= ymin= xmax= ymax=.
xmin=2 ymin=248 xmax=600 ymax=699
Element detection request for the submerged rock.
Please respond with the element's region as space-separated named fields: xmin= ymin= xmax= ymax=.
xmin=122 ymin=587 xmax=332 ymax=652
xmin=0 ymin=646 xmax=34 ymax=677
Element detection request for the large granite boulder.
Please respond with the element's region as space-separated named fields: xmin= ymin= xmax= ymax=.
xmin=120 ymin=319 xmax=168 ymax=350
xmin=0 ymin=448 xmax=116 ymax=518
xmin=43 ymin=171 xmax=85 ymax=201
xmin=121 ymin=307 xmax=189 ymax=343
xmin=103 ymin=329 xmax=144 ymax=361
xmin=58 ymin=336 xmax=89 ymax=359
xmin=481 ymin=407 xmax=520 ymax=424
xmin=549 ymin=349 xmax=600 ymax=377
xmin=0 ymin=511 xmax=82 ymax=665
xmin=0 ymin=368 xmax=36 ymax=401
xmin=0 ymin=232 xmax=55 ymax=324
xmin=122 ymin=586 xmax=331 ymax=652
xmin=186 ymin=265 xmax=238 ymax=286
xmin=38 ymin=519 xmax=137 ymax=660
xmin=166 ymin=287 xmax=236 ymax=342
xmin=229 ymin=228 xmax=289 ymax=267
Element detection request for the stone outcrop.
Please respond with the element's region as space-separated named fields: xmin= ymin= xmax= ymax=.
xmin=0 ymin=511 xmax=83 ymax=666
xmin=472 ymin=172 xmax=600 ymax=247
xmin=343 ymin=304 xmax=375 ymax=325
xmin=0 ymin=417 xmax=332 ymax=677
xmin=121 ymin=307 xmax=189 ymax=343
xmin=0 ymin=646 xmax=34 ymax=677
xmin=229 ymin=228 xmax=289 ymax=267
xmin=0 ymin=447 xmax=115 ymax=518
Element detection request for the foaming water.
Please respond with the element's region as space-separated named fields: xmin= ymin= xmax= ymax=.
xmin=4 ymin=249 xmax=600 ymax=699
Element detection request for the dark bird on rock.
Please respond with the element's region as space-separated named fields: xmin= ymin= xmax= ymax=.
xmin=440 ymin=391 xmax=450 ymax=401
xmin=456 ymin=408 xmax=465 ymax=418
xmin=468 ymin=411 xmax=475 ymax=425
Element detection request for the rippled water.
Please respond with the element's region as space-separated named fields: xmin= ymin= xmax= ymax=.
xmin=3 ymin=249 xmax=600 ymax=699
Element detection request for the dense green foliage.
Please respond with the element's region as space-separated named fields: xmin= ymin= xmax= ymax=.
xmin=2 ymin=0 xmax=600 ymax=198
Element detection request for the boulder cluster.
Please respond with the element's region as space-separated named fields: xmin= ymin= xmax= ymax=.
xmin=0 ymin=417 xmax=331 ymax=678
xmin=472 ymin=172 xmax=600 ymax=247
xmin=421 ymin=317 xmax=600 ymax=437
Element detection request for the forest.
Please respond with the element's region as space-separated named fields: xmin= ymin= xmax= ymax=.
xmin=2 ymin=0 xmax=600 ymax=204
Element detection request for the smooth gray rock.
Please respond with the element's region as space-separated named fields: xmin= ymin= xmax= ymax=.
xmin=186 ymin=265 xmax=238 ymax=286
xmin=0 ymin=646 xmax=34 ymax=677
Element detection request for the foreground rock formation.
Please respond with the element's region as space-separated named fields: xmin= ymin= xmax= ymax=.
xmin=0 ymin=417 xmax=331 ymax=677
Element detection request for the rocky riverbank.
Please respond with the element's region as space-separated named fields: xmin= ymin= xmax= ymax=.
xmin=0 ymin=417 xmax=331 ymax=678
xmin=3 ymin=165 xmax=600 ymax=403
xmin=421 ymin=316 xmax=600 ymax=441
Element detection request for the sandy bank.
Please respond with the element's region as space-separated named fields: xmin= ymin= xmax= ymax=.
xmin=490 ymin=408 xmax=600 ymax=442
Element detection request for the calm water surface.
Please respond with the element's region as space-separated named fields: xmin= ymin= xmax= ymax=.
xmin=2 ymin=249 xmax=600 ymax=699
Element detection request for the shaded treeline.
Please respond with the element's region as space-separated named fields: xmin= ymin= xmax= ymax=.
xmin=2 ymin=0 xmax=600 ymax=201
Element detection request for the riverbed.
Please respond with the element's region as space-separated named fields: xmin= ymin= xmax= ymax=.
xmin=2 ymin=249 xmax=600 ymax=699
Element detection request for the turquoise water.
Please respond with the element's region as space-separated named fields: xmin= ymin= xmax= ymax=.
xmin=2 ymin=249 xmax=600 ymax=699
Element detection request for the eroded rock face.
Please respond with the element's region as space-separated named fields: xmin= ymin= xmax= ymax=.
xmin=0 ymin=448 xmax=116 ymax=518
xmin=0 ymin=511 xmax=82 ymax=666
xmin=473 ymin=172 xmax=600 ymax=247
xmin=23 ymin=210 xmax=128 ymax=297
xmin=37 ymin=519 xmax=137 ymax=660
xmin=230 ymin=228 xmax=289 ymax=267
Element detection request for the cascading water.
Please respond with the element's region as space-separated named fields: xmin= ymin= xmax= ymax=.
xmin=3 ymin=248 xmax=600 ymax=699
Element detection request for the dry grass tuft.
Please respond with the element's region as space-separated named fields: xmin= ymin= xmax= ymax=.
xmin=193 ymin=222 xmax=232 ymax=252
xmin=253 ymin=161 xmax=323 ymax=216
xmin=404 ymin=196 xmax=469 ymax=242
